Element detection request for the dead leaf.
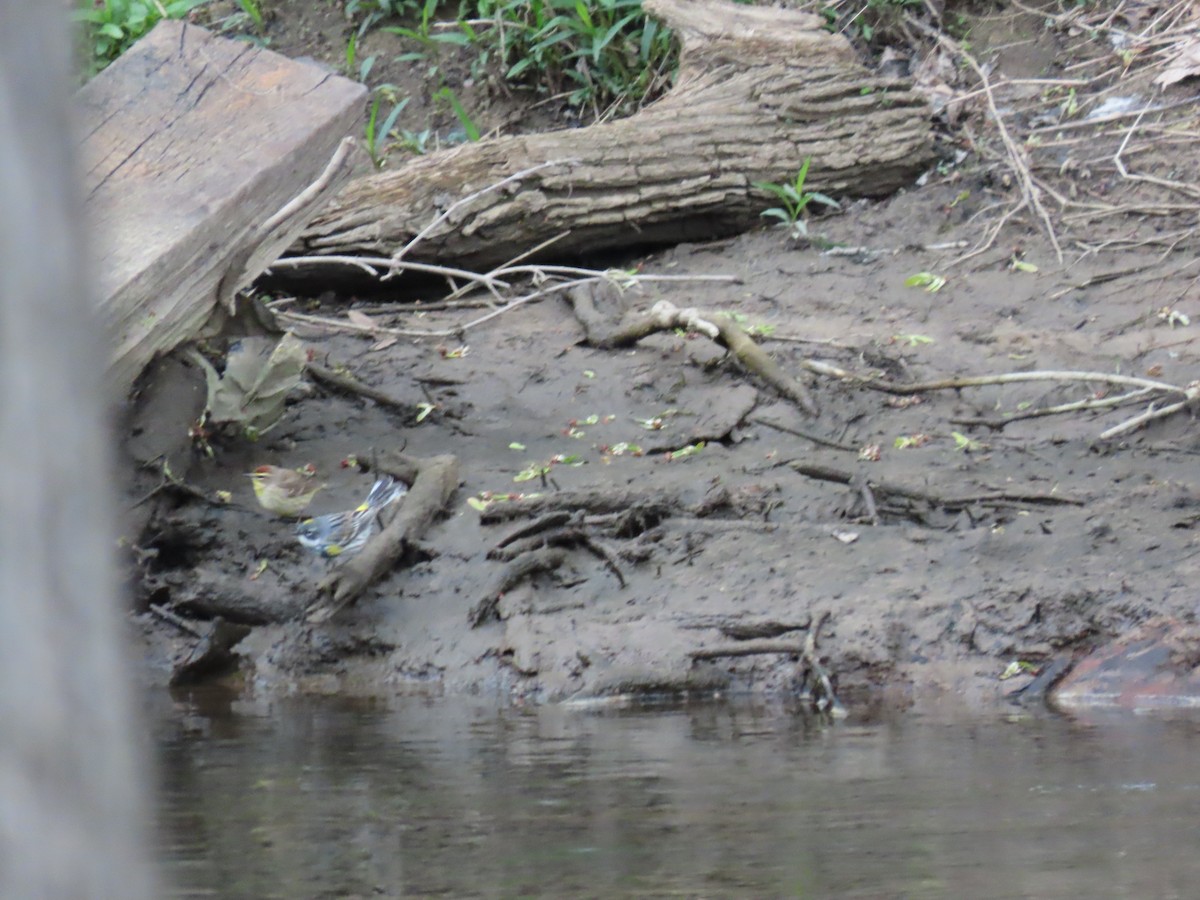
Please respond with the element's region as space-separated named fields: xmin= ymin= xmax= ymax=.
xmin=369 ymin=336 xmax=399 ymax=352
xmin=190 ymin=332 xmax=308 ymax=436
xmin=346 ymin=309 xmax=378 ymax=331
xmin=1155 ymin=39 xmax=1200 ymax=87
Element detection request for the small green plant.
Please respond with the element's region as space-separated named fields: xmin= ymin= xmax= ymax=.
xmin=396 ymin=127 xmax=433 ymax=154
xmin=384 ymin=0 xmax=472 ymax=53
xmin=719 ymin=310 xmax=776 ymax=337
xmin=904 ymin=272 xmax=947 ymax=293
xmin=364 ymin=92 xmax=410 ymax=168
xmin=74 ymin=0 xmax=206 ymax=77
xmin=893 ymin=433 xmax=931 ymax=450
xmin=514 ymin=453 xmax=585 ymax=483
xmin=471 ymin=0 xmax=677 ymax=116
xmin=951 ymin=431 xmax=985 ymax=453
xmin=237 ymin=0 xmax=264 ymax=31
xmin=753 ymin=158 xmax=840 ymax=240
xmin=347 ymin=0 xmax=425 ymax=31
xmin=436 ymin=87 xmax=481 ymax=141
xmin=664 ymin=442 xmax=705 ymax=461
xmin=892 ymin=333 xmax=934 ymax=347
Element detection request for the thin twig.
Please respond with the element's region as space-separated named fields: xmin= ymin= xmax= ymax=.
xmin=950 ymin=386 xmax=1156 ymax=428
xmin=803 ymin=360 xmax=1188 ymax=397
xmin=906 ymin=15 xmax=1066 ymax=264
xmin=1099 ymin=382 xmax=1200 ymax=439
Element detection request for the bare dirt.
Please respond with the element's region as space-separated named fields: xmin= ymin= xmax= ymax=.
xmin=133 ymin=0 xmax=1200 ymax=710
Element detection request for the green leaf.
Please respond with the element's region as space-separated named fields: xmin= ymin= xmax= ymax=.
xmin=904 ymin=272 xmax=946 ymax=293
xmin=437 ymin=87 xmax=480 ymax=142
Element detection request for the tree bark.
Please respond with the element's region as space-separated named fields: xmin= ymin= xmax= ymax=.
xmin=290 ymin=0 xmax=934 ymax=278
xmin=0 ymin=3 xmax=154 ymax=897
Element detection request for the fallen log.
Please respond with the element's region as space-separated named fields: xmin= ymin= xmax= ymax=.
xmin=289 ymin=0 xmax=934 ymax=279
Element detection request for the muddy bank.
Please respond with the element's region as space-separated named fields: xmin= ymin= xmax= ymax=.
xmin=128 ymin=1 xmax=1200 ymax=710
xmin=129 ymin=180 xmax=1200 ymax=707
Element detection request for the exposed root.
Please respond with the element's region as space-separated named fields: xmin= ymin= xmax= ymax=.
xmin=569 ymin=284 xmax=819 ymax=416
xmin=306 ymin=451 xmax=459 ymax=624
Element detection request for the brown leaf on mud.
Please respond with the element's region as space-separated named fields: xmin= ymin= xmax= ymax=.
xmin=1155 ymin=39 xmax=1200 ymax=87
xmin=346 ymin=309 xmax=378 ymax=331
xmin=370 ymin=336 xmax=399 ymax=352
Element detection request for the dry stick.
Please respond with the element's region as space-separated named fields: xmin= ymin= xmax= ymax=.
xmin=801 ymin=359 xmax=1187 ymax=398
xmin=279 ymin=308 xmax=434 ymax=339
xmin=307 ymin=452 xmax=459 ymax=624
xmin=750 ymin=415 xmax=858 ymax=452
xmin=469 ymin=547 xmax=568 ymax=628
xmin=803 ymin=612 xmax=843 ymax=715
xmin=1047 ymin=264 xmax=1157 ymax=300
xmin=269 ymin=254 xmax=512 ymax=297
xmin=1027 ymin=95 xmax=1200 ymax=134
xmin=305 ymin=362 xmax=414 ymax=413
xmin=492 ymin=511 xmax=576 ymax=553
xmin=789 ymin=461 xmax=1084 ymax=508
xmin=147 ymin=603 xmax=204 ymax=638
xmin=907 ymin=16 xmax=1064 ymax=264
xmin=579 ymin=537 xmax=626 ymax=589
xmin=690 ymin=641 xmax=808 ymax=661
xmin=950 ymin=386 xmax=1157 ymax=429
xmin=444 ymin=230 xmax=572 ymax=302
xmin=278 ymin=271 xmax=737 ymax=341
xmin=1112 ymin=98 xmax=1200 ymax=201
xmin=1099 ymin=382 xmax=1200 ymax=439
xmin=570 ymin=289 xmax=819 ymax=416
xmin=219 ymin=136 xmax=361 ymax=313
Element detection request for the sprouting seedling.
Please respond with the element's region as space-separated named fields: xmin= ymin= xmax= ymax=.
xmin=513 ymin=454 xmax=584 ymax=483
xmin=415 ymin=402 xmax=437 ymax=423
xmin=665 ymin=442 xmax=705 ymax=461
xmin=237 ymin=0 xmax=264 ymax=31
xmin=1010 ymin=257 xmax=1038 ymax=273
xmin=893 ymin=333 xmax=934 ymax=347
xmin=893 ymin=433 xmax=931 ymax=450
xmin=719 ymin=310 xmax=776 ymax=337
xmin=363 ymin=93 xmax=409 ymax=169
xmin=753 ymin=157 xmax=841 ymax=240
xmin=905 ymin=272 xmax=947 ymax=293
xmin=951 ymin=431 xmax=986 ymax=453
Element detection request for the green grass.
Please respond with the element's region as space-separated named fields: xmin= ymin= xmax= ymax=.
xmin=74 ymin=0 xmax=206 ymax=78
xmin=358 ymin=0 xmax=677 ymax=118
xmin=471 ymin=0 xmax=677 ymax=116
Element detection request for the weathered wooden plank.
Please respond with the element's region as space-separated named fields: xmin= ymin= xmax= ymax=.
xmin=79 ymin=19 xmax=366 ymax=394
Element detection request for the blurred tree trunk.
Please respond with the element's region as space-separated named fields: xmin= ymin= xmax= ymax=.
xmin=0 ymin=4 xmax=155 ymax=898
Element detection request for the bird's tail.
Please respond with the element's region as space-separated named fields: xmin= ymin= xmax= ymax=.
xmin=357 ymin=475 xmax=407 ymax=512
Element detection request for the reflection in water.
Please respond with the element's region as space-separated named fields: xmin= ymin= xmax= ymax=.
xmin=154 ymin=692 xmax=1200 ymax=898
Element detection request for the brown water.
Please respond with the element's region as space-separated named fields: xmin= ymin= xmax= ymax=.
xmin=153 ymin=693 xmax=1200 ymax=899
